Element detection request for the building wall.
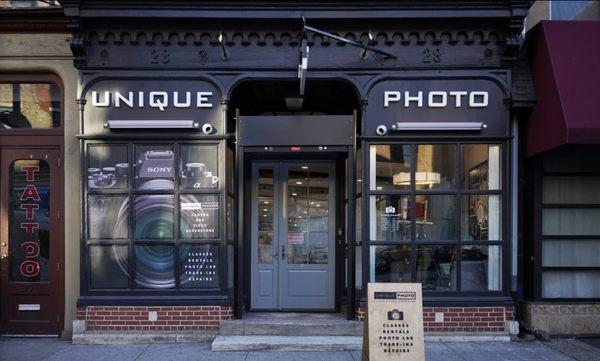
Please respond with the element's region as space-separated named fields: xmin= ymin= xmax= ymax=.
xmin=0 ymin=32 xmax=80 ymax=339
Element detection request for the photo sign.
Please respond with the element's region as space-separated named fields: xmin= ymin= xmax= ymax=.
xmin=362 ymin=283 xmax=425 ymax=361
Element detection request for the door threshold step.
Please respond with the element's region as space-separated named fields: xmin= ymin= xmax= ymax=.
xmin=211 ymin=335 xmax=363 ymax=352
xmin=72 ymin=331 xmax=216 ymax=345
xmin=219 ymin=313 xmax=363 ymax=336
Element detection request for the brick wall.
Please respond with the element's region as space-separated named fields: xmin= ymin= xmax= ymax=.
xmin=76 ymin=306 xmax=232 ymax=331
xmin=356 ymin=306 xmax=513 ymax=333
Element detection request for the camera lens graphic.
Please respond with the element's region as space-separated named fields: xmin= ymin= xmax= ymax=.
xmin=110 ymin=179 xmax=213 ymax=289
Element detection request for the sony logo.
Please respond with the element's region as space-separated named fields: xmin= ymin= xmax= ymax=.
xmin=147 ymin=167 xmax=172 ymax=173
xmin=91 ymin=91 xmax=213 ymax=111
xmin=383 ymin=90 xmax=488 ymax=108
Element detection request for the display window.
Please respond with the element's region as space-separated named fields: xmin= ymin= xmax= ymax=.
xmin=84 ymin=142 xmax=222 ymax=291
xmin=368 ymin=143 xmax=504 ymax=293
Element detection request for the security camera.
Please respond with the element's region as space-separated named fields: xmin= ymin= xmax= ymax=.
xmin=376 ymin=124 xmax=388 ymax=136
xmin=201 ymin=123 xmax=214 ymax=135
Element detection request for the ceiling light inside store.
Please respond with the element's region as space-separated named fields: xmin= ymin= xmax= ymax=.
xmin=393 ymin=172 xmax=441 ymax=186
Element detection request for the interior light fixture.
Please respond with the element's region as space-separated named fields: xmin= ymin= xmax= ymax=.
xmin=393 ymin=172 xmax=441 ymax=186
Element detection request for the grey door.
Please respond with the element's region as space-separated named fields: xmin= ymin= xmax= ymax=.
xmin=251 ymin=162 xmax=335 ymax=310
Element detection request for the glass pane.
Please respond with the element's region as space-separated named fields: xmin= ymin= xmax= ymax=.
xmin=0 ymin=83 xmax=60 ymax=128
xmin=287 ymin=166 xmax=331 ymax=265
xmin=370 ymin=144 xmax=411 ymax=190
xmin=179 ymin=194 xmax=220 ymax=240
xmin=88 ymin=195 xmax=129 ymax=239
xmin=542 ymin=239 xmax=600 ymax=267
xmin=542 ymin=271 xmax=600 ymax=298
xmin=228 ymin=244 xmax=234 ymax=289
xmin=356 ymin=197 xmax=362 ymax=245
xmin=258 ymin=168 xmax=274 ymax=264
xmin=461 ymin=195 xmax=502 ymax=241
xmin=134 ymin=145 xmax=174 ymax=190
xmin=90 ymin=245 xmax=129 ymax=289
xmin=461 ymin=245 xmax=502 ymax=291
xmin=9 ymin=160 xmax=50 ymax=282
xmin=227 ymin=147 xmax=234 ymax=192
xmin=462 ymin=144 xmax=501 ymax=190
xmin=370 ymin=195 xmax=410 ymax=242
xmin=134 ymin=194 xmax=174 ymax=239
xmin=356 ymin=148 xmax=362 ymax=192
xmin=416 ymin=245 xmax=456 ymax=291
xmin=415 ymin=195 xmax=456 ymax=241
xmin=356 ymin=245 xmax=362 ymax=290
xmin=370 ymin=245 xmax=411 ymax=283
xmin=180 ymin=244 xmax=219 ymax=289
xmin=415 ymin=144 xmax=456 ymax=190
xmin=543 ymin=208 xmax=600 ymax=236
xmin=180 ymin=144 xmax=219 ymax=189
xmin=543 ymin=176 xmax=600 ymax=204
xmin=308 ymin=232 xmax=328 ymax=264
xmin=87 ymin=145 xmax=129 ymax=190
xmin=134 ymin=244 xmax=175 ymax=289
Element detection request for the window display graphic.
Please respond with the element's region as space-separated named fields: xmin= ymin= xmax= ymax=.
xmin=363 ymin=283 xmax=424 ymax=361
xmin=9 ymin=160 xmax=51 ymax=282
xmin=180 ymin=196 xmax=220 ymax=239
xmin=180 ymin=245 xmax=219 ymax=288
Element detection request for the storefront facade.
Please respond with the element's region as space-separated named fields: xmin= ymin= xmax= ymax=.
xmin=1 ymin=0 xmax=534 ymax=338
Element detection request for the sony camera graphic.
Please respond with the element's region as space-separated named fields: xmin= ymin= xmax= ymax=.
xmin=387 ymin=309 xmax=404 ymax=321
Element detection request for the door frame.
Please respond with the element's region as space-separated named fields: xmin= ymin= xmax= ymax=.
xmin=250 ymin=161 xmax=336 ymax=311
xmin=0 ymin=146 xmax=64 ymax=335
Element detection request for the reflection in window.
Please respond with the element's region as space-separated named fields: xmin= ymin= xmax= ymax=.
xmin=370 ymin=145 xmax=411 ymax=190
xmin=0 ymin=83 xmax=60 ymax=128
xmin=415 ymin=195 xmax=456 ymax=241
xmin=370 ymin=245 xmax=411 ymax=283
xmin=88 ymin=195 xmax=129 ymax=239
xmin=461 ymin=245 xmax=501 ymax=291
xmin=416 ymin=246 xmax=456 ymax=291
xmin=415 ymin=144 xmax=456 ymax=190
xmin=90 ymin=245 xmax=129 ymax=289
xmin=461 ymin=195 xmax=501 ymax=241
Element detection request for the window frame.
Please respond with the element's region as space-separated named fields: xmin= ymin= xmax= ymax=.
xmin=0 ymin=74 xmax=64 ymax=134
xmin=537 ymin=150 xmax=600 ymax=301
xmin=365 ymin=140 xmax=510 ymax=297
xmin=81 ymin=139 xmax=229 ymax=299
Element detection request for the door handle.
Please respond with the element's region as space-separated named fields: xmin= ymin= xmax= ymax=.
xmin=281 ymin=245 xmax=285 ymax=260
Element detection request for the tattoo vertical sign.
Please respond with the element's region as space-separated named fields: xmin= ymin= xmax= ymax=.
xmin=10 ymin=160 xmax=50 ymax=282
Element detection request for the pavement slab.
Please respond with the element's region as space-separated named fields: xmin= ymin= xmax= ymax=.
xmin=0 ymin=337 xmax=582 ymax=361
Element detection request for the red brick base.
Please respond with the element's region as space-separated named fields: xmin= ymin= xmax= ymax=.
xmin=356 ymin=306 xmax=514 ymax=333
xmin=76 ymin=306 xmax=232 ymax=331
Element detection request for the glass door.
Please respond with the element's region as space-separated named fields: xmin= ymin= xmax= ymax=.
xmin=251 ymin=161 xmax=335 ymax=310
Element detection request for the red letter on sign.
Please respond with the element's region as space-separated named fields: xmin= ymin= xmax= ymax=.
xmin=21 ymin=223 xmax=39 ymax=234
xmin=21 ymin=241 xmax=40 ymax=257
xmin=20 ymin=185 xmax=40 ymax=202
xmin=21 ymin=204 xmax=39 ymax=220
xmin=20 ymin=260 xmax=40 ymax=277
xmin=21 ymin=166 xmax=39 ymax=182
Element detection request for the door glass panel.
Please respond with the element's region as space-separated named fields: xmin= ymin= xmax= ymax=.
xmin=257 ymin=168 xmax=274 ymax=264
xmin=287 ymin=166 xmax=330 ymax=265
xmin=0 ymin=83 xmax=61 ymax=129
xmin=9 ymin=160 xmax=51 ymax=282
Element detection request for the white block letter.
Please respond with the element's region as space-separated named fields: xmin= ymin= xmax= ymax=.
xmin=428 ymin=91 xmax=447 ymax=108
xmin=449 ymin=91 xmax=467 ymax=107
xmin=149 ymin=91 xmax=168 ymax=111
xmin=384 ymin=91 xmax=401 ymax=107
xmin=197 ymin=92 xmax=213 ymax=108
xmin=404 ymin=91 xmax=423 ymax=107
xmin=115 ymin=91 xmax=133 ymax=108
xmin=174 ymin=91 xmax=191 ymax=108
xmin=469 ymin=91 xmax=488 ymax=108
xmin=92 ymin=91 xmax=110 ymax=107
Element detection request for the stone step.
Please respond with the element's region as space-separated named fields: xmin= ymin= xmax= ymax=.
xmin=219 ymin=313 xmax=363 ymax=336
xmin=72 ymin=331 xmax=216 ymax=345
xmin=211 ymin=335 xmax=363 ymax=352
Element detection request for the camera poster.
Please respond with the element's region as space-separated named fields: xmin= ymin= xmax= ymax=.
xmin=362 ymin=283 xmax=424 ymax=361
xmin=180 ymin=195 xmax=219 ymax=239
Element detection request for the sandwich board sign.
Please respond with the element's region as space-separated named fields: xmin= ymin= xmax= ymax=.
xmin=362 ymin=283 xmax=425 ymax=361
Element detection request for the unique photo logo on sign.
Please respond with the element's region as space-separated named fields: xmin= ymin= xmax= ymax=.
xmin=363 ymin=283 xmax=425 ymax=361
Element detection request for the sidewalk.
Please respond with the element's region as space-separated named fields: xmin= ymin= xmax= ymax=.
xmin=0 ymin=337 xmax=581 ymax=361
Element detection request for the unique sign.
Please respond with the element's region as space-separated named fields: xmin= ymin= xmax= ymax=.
xmin=365 ymin=78 xmax=508 ymax=137
xmin=362 ymin=283 xmax=425 ymax=361
xmin=82 ymin=79 xmax=221 ymax=134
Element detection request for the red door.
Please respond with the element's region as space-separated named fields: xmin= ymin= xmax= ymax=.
xmin=0 ymin=148 xmax=61 ymax=335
